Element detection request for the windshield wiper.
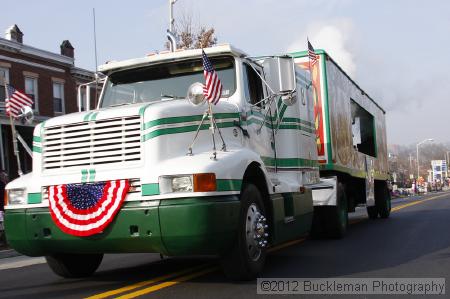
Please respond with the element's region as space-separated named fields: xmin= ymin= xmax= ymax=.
xmin=109 ymin=102 xmax=133 ymax=107
xmin=161 ymin=94 xmax=184 ymax=100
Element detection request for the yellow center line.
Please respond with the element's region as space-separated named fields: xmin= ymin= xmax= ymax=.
xmin=114 ymin=267 xmax=219 ymax=299
xmin=268 ymin=238 xmax=306 ymax=253
xmin=391 ymin=193 xmax=448 ymax=212
xmin=84 ymin=264 xmax=210 ymax=299
xmin=87 ymin=192 xmax=450 ymax=298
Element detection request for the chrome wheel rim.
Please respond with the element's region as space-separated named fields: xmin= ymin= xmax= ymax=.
xmin=245 ymin=203 xmax=268 ymax=261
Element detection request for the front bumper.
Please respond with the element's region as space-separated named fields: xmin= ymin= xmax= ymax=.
xmin=4 ymin=195 xmax=240 ymax=257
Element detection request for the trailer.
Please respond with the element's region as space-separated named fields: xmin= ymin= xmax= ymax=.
xmin=291 ymin=49 xmax=391 ymax=237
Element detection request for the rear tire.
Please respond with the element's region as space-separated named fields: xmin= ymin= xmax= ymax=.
xmin=368 ymin=181 xmax=391 ymax=219
xmin=311 ymin=181 xmax=348 ymax=239
xmin=45 ymin=253 xmax=103 ymax=278
xmin=377 ymin=183 xmax=391 ymax=219
xmin=221 ymin=184 xmax=268 ymax=281
xmin=367 ymin=205 xmax=378 ymax=219
xmin=328 ymin=182 xmax=348 ymax=238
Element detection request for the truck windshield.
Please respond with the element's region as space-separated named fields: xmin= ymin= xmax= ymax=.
xmin=101 ymin=56 xmax=236 ymax=107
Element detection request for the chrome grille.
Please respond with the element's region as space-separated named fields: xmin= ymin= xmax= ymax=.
xmin=43 ymin=116 xmax=141 ymax=169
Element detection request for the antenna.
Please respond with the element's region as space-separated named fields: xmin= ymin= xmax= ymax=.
xmin=93 ymin=8 xmax=99 ymax=107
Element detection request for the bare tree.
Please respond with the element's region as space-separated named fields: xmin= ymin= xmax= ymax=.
xmin=194 ymin=27 xmax=217 ymax=49
xmin=165 ymin=13 xmax=217 ymax=50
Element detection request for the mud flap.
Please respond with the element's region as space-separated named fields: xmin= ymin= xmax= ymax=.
xmin=311 ymin=176 xmax=336 ymax=206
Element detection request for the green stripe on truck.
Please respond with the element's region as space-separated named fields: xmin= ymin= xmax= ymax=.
xmin=27 ymin=193 xmax=42 ymax=204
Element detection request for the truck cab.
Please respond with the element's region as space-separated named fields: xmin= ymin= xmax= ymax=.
xmin=4 ymin=45 xmax=318 ymax=280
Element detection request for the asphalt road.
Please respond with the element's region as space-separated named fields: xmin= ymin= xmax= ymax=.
xmin=1 ymin=192 xmax=450 ymax=299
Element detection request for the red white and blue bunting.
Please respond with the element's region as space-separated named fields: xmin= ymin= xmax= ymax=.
xmin=48 ymin=180 xmax=129 ymax=237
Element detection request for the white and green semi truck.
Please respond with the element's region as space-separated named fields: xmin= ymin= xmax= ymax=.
xmin=4 ymin=45 xmax=390 ymax=280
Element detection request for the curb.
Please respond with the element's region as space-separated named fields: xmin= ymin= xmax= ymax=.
xmin=0 ymin=249 xmax=20 ymax=259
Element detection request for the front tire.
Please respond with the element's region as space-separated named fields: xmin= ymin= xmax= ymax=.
xmin=221 ymin=184 xmax=268 ymax=280
xmin=45 ymin=253 xmax=103 ymax=278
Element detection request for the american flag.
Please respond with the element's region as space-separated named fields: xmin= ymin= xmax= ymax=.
xmin=308 ymin=40 xmax=319 ymax=67
xmin=48 ymin=180 xmax=129 ymax=237
xmin=202 ymin=50 xmax=222 ymax=105
xmin=5 ymin=84 xmax=33 ymax=118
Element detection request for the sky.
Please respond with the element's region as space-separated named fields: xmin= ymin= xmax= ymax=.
xmin=1 ymin=0 xmax=450 ymax=146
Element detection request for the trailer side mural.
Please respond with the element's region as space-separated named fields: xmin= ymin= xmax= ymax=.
xmin=291 ymin=50 xmax=391 ymax=237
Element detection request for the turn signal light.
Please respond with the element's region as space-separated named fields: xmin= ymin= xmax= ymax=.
xmin=193 ymin=173 xmax=216 ymax=192
xmin=4 ymin=190 xmax=7 ymax=206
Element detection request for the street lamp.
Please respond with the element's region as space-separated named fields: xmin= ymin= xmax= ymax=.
xmin=416 ymin=138 xmax=433 ymax=179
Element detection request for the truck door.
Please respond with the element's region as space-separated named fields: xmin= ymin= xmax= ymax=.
xmin=242 ymin=62 xmax=276 ymax=171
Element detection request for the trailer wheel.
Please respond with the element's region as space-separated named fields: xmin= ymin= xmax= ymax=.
xmin=221 ymin=184 xmax=268 ymax=280
xmin=45 ymin=253 xmax=103 ymax=278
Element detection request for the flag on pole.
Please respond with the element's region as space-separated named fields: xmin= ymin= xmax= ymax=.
xmin=202 ymin=50 xmax=223 ymax=105
xmin=308 ymin=40 xmax=319 ymax=68
xmin=5 ymin=84 xmax=33 ymax=118
xmin=48 ymin=180 xmax=130 ymax=236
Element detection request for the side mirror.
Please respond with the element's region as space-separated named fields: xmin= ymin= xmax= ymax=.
xmin=19 ymin=106 xmax=34 ymax=124
xmin=263 ymin=56 xmax=297 ymax=105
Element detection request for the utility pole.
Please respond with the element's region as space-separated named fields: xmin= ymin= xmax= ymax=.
xmin=409 ymin=154 xmax=413 ymax=179
xmin=169 ymin=0 xmax=177 ymax=33
xmin=416 ymin=138 xmax=433 ymax=179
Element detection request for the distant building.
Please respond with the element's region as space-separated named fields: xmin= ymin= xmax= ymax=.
xmin=430 ymin=160 xmax=447 ymax=183
xmin=0 ymin=24 xmax=95 ymax=180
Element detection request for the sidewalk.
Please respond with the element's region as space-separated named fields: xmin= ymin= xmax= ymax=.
xmin=0 ymin=221 xmax=17 ymax=259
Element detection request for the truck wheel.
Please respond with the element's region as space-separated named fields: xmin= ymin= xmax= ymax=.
xmin=311 ymin=182 xmax=348 ymax=239
xmin=328 ymin=182 xmax=348 ymax=238
xmin=367 ymin=205 xmax=378 ymax=219
xmin=45 ymin=253 xmax=103 ymax=278
xmin=377 ymin=184 xmax=391 ymax=219
xmin=221 ymin=184 xmax=268 ymax=280
xmin=310 ymin=207 xmax=325 ymax=238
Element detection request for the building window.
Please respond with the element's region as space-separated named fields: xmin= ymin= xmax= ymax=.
xmin=0 ymin=67 xmax=10 ymax=108
xmin=77 ymin=84 xmax=86 ymax=111
xmin=24 ymin=77 xmax=38 ymax=112
xmin=53 ymin=82 xmax=65 ymax=114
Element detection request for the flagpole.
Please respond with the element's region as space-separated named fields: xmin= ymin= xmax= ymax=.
xmin=2 ymin=80 xmax=22 ymax=176
xmin=307 ymin=38 xmax=313 ymax=83
xmin=208 ymin=102 xmax=217 ymax=160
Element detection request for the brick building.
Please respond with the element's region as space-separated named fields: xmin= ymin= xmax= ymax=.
xmin=0 ymin=24 xmax=95 ymax=180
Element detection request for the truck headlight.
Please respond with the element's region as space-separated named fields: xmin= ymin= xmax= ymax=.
xmin=160 ymin=175 xmax=193 ymax=194
xmin=7 ymin=188 xmax=26 ymax=205
xmin=159 ymin=173 xmax=216 ymax=194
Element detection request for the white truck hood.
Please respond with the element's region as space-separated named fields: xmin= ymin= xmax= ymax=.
xmin=42 ymin=102 xmax=152 ymax=128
